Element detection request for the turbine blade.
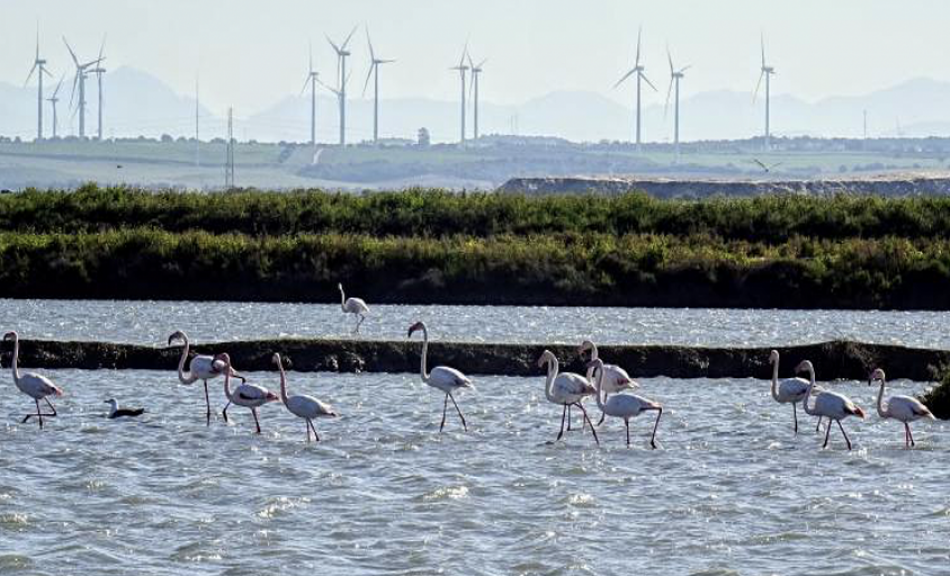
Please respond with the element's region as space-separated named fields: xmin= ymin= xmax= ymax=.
xmin=613 ymin=69 xmax=636 ymax=90
xmin=300 ymin=74 xmax=312 ymax=97
xmin=366 ymin=26 xmax=375 ymax=62
xmin=97 ymin=34 xmax=107 ymax=63
xmin=761 ymin=33 xmax=766 ymax=68
xmin=477 ymin=58 xmax=487 ymax=68
xmin=635 ymin=25 xmax=642 ymax=68
xmin=459 ymin=41 xmax=469 ymax=68
xmin=25 ymin=63 xmax=38 ymax=87
xmin=309 ymin=40 xmax=314 ymax=73
xmin=326 ymin=34 xmax=341 ymax=55
xmin=63 ymin=37 xmax=80 ymax=67
xmin=753 ymin=158 xmax=767 ymax=170
xmin=35 ymin=23 xmax=41 ymax=61
xmin=641 ymin=72 xmax=658 ymax=92
xmin=664 ymin=77 xmax=673 ymax=118
xmin=667 ymin=46 xmax=674 ymax=76
xmin=362 ymin=63 xmax=374 ymax=98
xmin=69 ymin=72 xmax=79 ymax=108
xmin=341 ymin=25 xmax=358 ymax=50
xmin=467 ymin=51 xmax=475 ymax=70
xmin=753 ymin=71 xmax=764 ymax=103
xmin=679 ymin=65 xmax=692 ymax=74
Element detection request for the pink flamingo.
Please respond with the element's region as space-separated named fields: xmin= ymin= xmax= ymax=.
xmin=215 ymin=353 xmax=279 ymax=434
xmin=4 ymin=331 xmax=64 ymax=429
xmin=869 ymin=368 xmax=935 ymax=448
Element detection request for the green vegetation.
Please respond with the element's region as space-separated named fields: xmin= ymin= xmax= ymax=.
xmin=923 ymin=373 xmax=950 ymax=419
xmin=1 ymin=185 xmax=949 ymax=308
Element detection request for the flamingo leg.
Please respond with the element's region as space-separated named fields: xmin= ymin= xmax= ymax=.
xmin=625 ymin=418 xmax=630 ymax=446
xmin=35 ymin=399 xmax=44 ymax=429
xmin=649 ymin=407 xmax=663 ymax=449
xmin=203 ymin=380 xmax=211 ymax=425
xmin=906 ymin=422 xmax=915 ymax=447
xmin=597 ymin=393 xmax=608 ymax=426
xmin=556 ymin=404 xmax=567 ymax=441
xmin=822 ymin=418 xmax=832 ymax=448
xmin=792 ymin=402 xmax=798 ymax=434
xmin=566 ymin=404 xmax=572 ymax=431
xmin=816 ymin=416 xmax=823 ymax=433
xmin=836 ymin=419 xmax=852 ymax=451
xmin=43 ymin=397 xmax=58 ymax=417
xmin=439 ymin=394 xmax=449 ymax=432
xmin=448 ymin=392 xmax=468 ymax=431
xmin=309 ymin=419 xmax=321 ymax=442
xmin=222 ymin=400 xmax=231 ymax=422
xmin=251 ymin=407 xmax=262 ymax=434
xmin=575 ymin=402 xmax=599 ymax=445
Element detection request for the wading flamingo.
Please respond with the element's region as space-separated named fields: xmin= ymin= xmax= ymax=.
xmin=538 ymin=350 xmax=599 ymax=445
xmin=797 ymin=360 xmax=866 ymax=450
xmin=273 ymin=353 xmax=338 ymax=442
xmin=4 ymin=331 xmax=63 ymax=429
xmin=339 ymin=283 xmax=369 ymax=334
xmin=168 ymin=330 xmax=243 ymax=424
xmin=768 ymin=349 xmax=821 ymax=434
xmin=216 ymin=353 xmax=279 ymax=434
xmin=408 ymin=321 xmax=474 ymax=432
xmin=579 ymin=339 xmax=638 ymax=426
xmin=588 ymin=358 xmax=662 ymax=448
xmin=869 ymin=368 xmax=934 ymax=448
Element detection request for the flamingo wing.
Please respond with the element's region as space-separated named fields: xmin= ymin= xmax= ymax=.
xmin=189 ymin=355 xmax=225 ymax=379
xmin=777 ymin=377 xmax=810 ymax=402
xmin=889 ymin=395 xmax=935 ymax=421
xmin=19 ymin=372 xmax=63 ymax=399
xmin=554 ymin=372 xmax=594 ymax=399
xmin=344 ymin=297 xmax=369 ymax=314
xmin=604 ymin=363 xmax=638 ymax=392
xmin=430 ymin=366 xmax=473 ymax=391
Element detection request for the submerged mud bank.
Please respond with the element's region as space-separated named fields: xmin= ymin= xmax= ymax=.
xmin=5 ymin=337 xmax=949 ymax=416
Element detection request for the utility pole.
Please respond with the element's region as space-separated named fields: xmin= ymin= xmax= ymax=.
xmin=225 ymin=107 xmax=235 ymax=189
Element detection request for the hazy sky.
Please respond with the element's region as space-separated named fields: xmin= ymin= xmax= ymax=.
xmin=2 ymin=0 xmax=948 ymax=116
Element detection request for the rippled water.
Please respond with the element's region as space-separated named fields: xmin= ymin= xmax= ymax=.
xmin=1 ymin=369 xmax=947 ymax=575
xmin=3 ymin=299 xmax=950 ymax=348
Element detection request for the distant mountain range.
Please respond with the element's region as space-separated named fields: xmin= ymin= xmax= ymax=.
xmin=3 ymin=66 xmax=950 ymax=143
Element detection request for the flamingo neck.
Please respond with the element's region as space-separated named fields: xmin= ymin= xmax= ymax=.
xmin=592 ymin=360 xmax=607 ymax=412
xmin=801 ymin=366 xmax=817 ymax=415
xmin=543 ymin=356 xmax=559 ymax=403
xmin=339 ymin=287 xmax=346 ymax=311
xmin=419 ymin=326 xmax=430 ymax=382
xmin=278 ymin=359 xmax=289 ymax=404
xmin=876 ymin=380 xmax=888 ymax=419
xmin=769 ymin=356 xmax=780 ymax=401
xmin=10 ymin=334 xmax=21 ymax=384
xmin=585 ymin=343 xmax=600 ymax=381
xmin=223 ymin=365 xmax=234 ymax=401
xmin=175 ymin=336 xmax=197 ymax=384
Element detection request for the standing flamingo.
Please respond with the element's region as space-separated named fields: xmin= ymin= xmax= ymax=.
xmin=869 ymin=368 xmax=934 ymax=448
xmin=579 ymin=339 xmax=638 ymax=426
xmin=339 ymin=283 xmax=369 ymax=334
xmin=768 ymin=349 xmax=821 ymax=434
xmin=408 ymin=321 xmax=474 ymax=432
xmin=168 ymin=330 xmax=243 ymax=424
xmin=588 ymin=358 xmax=662 ymax=448
xmin=273 ymin=353 xmax=338 ymax=442
xmin=4 ymin=331 xmax=63 ymax=429
xmin=797 ymin=360 xmax=866 ymax=450
xmin=215 ymin=353 xmax=279 ymax=435
xmin=538 ymin=350 xmax=599 ymax=445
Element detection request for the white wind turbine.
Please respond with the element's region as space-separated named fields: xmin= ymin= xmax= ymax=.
xmin=362 ymin=27 xmax=395 ymax=145
xmin=300 ymin=42 xmax=320 ymax=147
xmin=614 ymin=26 xmax=657 ymax=151
xmin=754 ymin=34 xmax=776 ymax=150
xmin=326 ymin=27 xmax=358 ymax=146
xmin=90 ymin=36 xmax=107 ymax=140
xmin=467 ymin=53 xmax=486 ymax=141
xmin=664 ymin=45 xmax=690 ymax=159
xmin=450 ymin=44 xmax=470 ymax=144
xmin=25 ymin=25 xmax=52 ymax=141
xmin=63 ymin=37 xmax=102 ymax=139
xmin=47 ymin=73 xmax=65 ymax=138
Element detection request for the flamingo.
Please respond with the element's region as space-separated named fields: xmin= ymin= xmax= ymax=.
xmin=167 ymin=330 xmax=243 ymax=424
xmin=579 ymin=339 xmax=638 ymax=426
xmin=797 ymin=360 xmax=866 ymax=450
xmin=273 ymin=353 xmax=338 ymax=442
xmin=215 ymin=353 xmax=279 ymax=434
xmin=3 ymin=331 xmax=63 ymax=429
xmin=339 ymin=283 xmax=369 ymax=334
xmin=588 ymin=358 xmax=662 ymax=448
xmin=869 ymin=368 xmax=935 ymax=448
xmin=538 ymin=350 xmax=599 ymax=444
xmin=408 ymin=321 xmax=474 ymax=432
xmin=768 ymin=349 xmax=821 ymax=434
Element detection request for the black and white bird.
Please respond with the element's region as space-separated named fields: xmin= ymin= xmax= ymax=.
xmin=104 ymin=398 xmax=145 ymax=419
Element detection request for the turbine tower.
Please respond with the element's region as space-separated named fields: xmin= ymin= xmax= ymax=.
xmin=362 ymin=27 xmax=395 ymax=145
xmin=754 ymin=34 xmax=776 ymax=150
xmin=26 ymin=26 xmax=52 ymax=141
xmin=64 ymin=37 xmax=102 ymax=139
xmin=450 ymin=45 xmax=470 ymax=144
xmin=468 ymin=53 xmax=486 ymax=141
xmin=47 ymin=73 xmax=65 ymax=138
xmin=614 ymin=26 xmax=657 ymax=151
xmin=91 ymin=37 xmax=107 ymax=140
xmin=300 ymin=43 xmax=320 ymax=147
xmin=326 ymin=27 xmax=357 ymax=146
xmin=664 ymin=46 xmax=690 ymax=159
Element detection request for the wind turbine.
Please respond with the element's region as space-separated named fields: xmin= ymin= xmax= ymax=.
xmin=450 ymin=45 xmax=470 ymax=144
xmin=468 ymin=53 xmax=486 ymax=141
xmin=362 ymin=27 xmax=395 ymax=145
xmin=91 ymin=36 xmax=107 ymax=140
xmin=25 ymin=25 xmax=52 ymax=141
xmin=301 ymin=42 xmax=320 ymax=147
xmin=63 ymin=37 xmax=102 ymax=139
xmin=754 ymin=34 xmax=776 ymax=150
xmin=326 ymin=27 xmax=357 ymax=146
xmin=614 ymin=26 xmax=657 ymax=151
xmin=664 ymin=46 xmax=690 ymax=159
xmin=47 ymin=73 xmax=65 ymax=138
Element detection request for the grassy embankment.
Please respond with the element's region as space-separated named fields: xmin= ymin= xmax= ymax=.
xmin=2 ymin=185 xmax=950 ymax=308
